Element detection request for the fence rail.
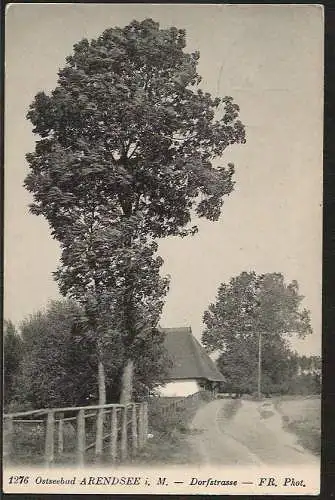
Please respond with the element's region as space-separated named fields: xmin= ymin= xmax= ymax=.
xmin=155 ymin=390 xmax=214 ymax=418
xmin=3 ymin=401 xmax=148 ymax=466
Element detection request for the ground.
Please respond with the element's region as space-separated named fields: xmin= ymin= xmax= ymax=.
xmin=274 ymin=396 xmax=321 ymax=455
xmin=188 ymin=398 xmax=319 ymax=465
xmin=5 ymin=395 xmax=320 ymax=467
xmin=135 ymin=395 xmax=320 ymax=466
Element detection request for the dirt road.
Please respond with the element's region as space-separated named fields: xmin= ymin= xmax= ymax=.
xmin=188 ymin=399 xmax=319 ymax=465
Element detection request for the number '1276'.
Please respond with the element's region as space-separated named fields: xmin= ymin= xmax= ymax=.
xmin=8 ymin=476 xmax=29 ymax=484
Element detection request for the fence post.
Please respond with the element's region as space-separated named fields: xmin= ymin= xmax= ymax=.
xmin=3 ymin=416 xmax=14 ymax=462
xmin=58 ymin=416 xmax=64 ymax=455
xmin=131 ymin=404 xmax=138 ymax=456
xmin=95 ymin=408 xmax=104 ymax=460
xmin=120 ymin=406 xmax=127 ymax=461
xmin=109 ymin=407 xmax=118 ymax=463
xmin=76 ymin=409 xmax=85 ymax=466
xmin=95 ymin=408 xmax=104 ymax=461
xmin=138 ymin=403 xmax=144 ymax=448
xmin=143 ymin=402 xmax=148 ymax=442
xmin=45 ymin=411 xmax=55 ymax=466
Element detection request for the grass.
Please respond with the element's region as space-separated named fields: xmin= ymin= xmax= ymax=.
xmin=128 ymin=396 xmax=208 ymax=465
xmin=8 ymin=423 xmax=46 ymax=465
xmin=6 ymin=419 xmax=116 ymax=466
xmin=6 ymin=394 xmax=212 ymax=466
xmin=127 ymin=425 xmax=202 ymax=465
xmin=274 ymin=396 xmax=321 ymax=455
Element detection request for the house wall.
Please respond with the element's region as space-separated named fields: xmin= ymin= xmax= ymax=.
xmin=157 ymin=380 xmax=201 ymax=397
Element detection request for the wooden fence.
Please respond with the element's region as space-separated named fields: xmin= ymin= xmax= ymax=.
xmin=154 ymin=390 xmax=214 ymax=419
xmin=3 ymin=401 xmax=148 ymax=466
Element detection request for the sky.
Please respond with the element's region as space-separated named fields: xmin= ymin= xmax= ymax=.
xmin=4 ymin=4 xmax=323 ymax=355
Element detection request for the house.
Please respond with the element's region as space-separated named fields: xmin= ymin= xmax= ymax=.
xmin=157 ymin=326 xmax=226 ymax=397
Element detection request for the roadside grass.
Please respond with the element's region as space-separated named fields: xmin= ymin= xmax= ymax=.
xmin=128 ymin=397 xmax=208 ymax=465
xmin=6 ymin=395 xmax=213 ymax=466
xmin=274 ymin=396 xmax=321 ymax=456
xmin=8 ymin=427 xmax=46 ymax=466
xmin=6 ymin=402 xmax=204 ymax=466
xmin=6 ymin=421 xmax=77 ymax=466
xmin=6 ymin=421 xmax=112 ymax=466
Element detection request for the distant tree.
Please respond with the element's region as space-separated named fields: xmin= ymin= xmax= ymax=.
xmin=297 ymin=354 xmax=321 ymax=375
xmin=24 ymin=18 xmax=245 ymax=408
xmin=4 ymin=320 xmax=23 ymax=407
xmin=12 ymin=300 xmax=170 ymax=410
xmin=13 ymin=300 xmax=93 ymax=409
xmin=309 ymin=355 xmax=321 ymax=375
xmin=202 ymin=272 xmax=312 ymax=395
xmin=291 ymin=354 xmax=321 ymax=395
xmin=216 ymin=335 xmax=298 ymax=396
xmin=216 ymin=338 xmax=257 ymax=395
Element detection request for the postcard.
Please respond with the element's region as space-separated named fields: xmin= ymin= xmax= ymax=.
xmin=3 ymin=3 xmax=323 ymax=495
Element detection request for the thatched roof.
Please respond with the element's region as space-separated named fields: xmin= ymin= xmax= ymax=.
xmin=161 ymin=326 xmax=225 ymax=382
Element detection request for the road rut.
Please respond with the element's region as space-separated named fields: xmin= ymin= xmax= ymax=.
xmin=188 ymin=399 xmax=319 ymax=466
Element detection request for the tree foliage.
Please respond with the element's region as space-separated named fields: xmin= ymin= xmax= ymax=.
xmin=12 ymin=300 xmax=94 ymax=409
xmin=4 ymin=320 xmax=23 ymax=407
xmin=202 ymin=272 xmax=313 ymax=394
xmin=288 ymin=354 xmax=321 ymax=395
xmin=24 ymin=18 xmax=245 ymax=310
xmin=24 ymin=19 xmax=245 ymax=402
xmin=10 ymin=300 xmax=170 ymax=410
xmin=25 ymin=18 xmax=245 ymax=244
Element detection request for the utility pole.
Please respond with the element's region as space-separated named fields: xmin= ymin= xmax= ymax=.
xmin=257 ymin=330 xmax=262 ymax=400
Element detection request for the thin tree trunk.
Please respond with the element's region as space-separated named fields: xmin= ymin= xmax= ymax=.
xmin=257 ymin=331 xmax=262 ymax=400
xmin=77 ymin=409 xmax=85 ymax=465
xmin=98 ymin=359 xmax=106 ymax=405
xmin=120 ymin=359 xmax=134 ymax=405
xmin=95 ymin=359 xmax=106 ymax=460
xmin=45 ymin=411 xmax=55 ymax=466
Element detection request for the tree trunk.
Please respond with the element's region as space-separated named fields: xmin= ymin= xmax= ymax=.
xmin=257 ymin=331 xmax=262 ymax=400
xmin=98 ymin=359 xmax=106 ymax=405
xmin=120 ymin=359 xmax=134 ymax=405
xmin=95 ymin=360 xmax=106 ymax=461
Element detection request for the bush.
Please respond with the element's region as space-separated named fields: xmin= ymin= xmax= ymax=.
xmin=132 ymin=394 xmax=211 ymax=465
xmin=149 ymin=404 xmax=190 ymax=438
xmin=148 ymin=392 xmax=211 ymax=438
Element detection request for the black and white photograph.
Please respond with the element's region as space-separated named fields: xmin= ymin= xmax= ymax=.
xmin=3 ymin=3 xmax=323 ymax=495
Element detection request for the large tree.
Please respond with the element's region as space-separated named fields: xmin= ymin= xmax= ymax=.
xmin=24 ymin=19 xmax=246 ymax=407
xmin=202 ymin=272 xmax=312 ymax=395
